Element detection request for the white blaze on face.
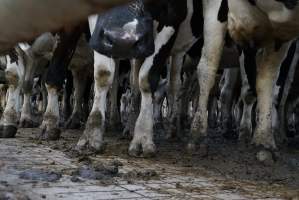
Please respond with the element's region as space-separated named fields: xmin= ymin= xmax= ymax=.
xmin=122 ymin=19 xmax=139 ymax=40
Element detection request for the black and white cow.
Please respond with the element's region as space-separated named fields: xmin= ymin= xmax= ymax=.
xmin=191 ymin=0 xmax=299 ymax=160
xmin=39 ymin=5 xmax=155 ymax=141
xmin=0 ymin=33 xmax=56 ymax=138
xmin=76 ymin=0 xmax=203 ymax=157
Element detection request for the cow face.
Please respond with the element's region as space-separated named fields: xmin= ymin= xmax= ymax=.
xmin=89 ymin=0 xmax=154 ymax=59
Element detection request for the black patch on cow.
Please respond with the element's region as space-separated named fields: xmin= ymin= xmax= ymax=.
xmin=144 ymin=0 xmax=189 ymax=93
xmin=276 ymin=40 xmax=297 ymax=106
xmin=218 ymin=0 xmax=229 ymax=23
xmin=242 ymin=46 xmax=258 ymax=95
xmin=145 ymin=0 xmax=187 ymax=32
xmin=148 ymin=33 xmax=178 ymax=94
xmin=187 ymin=37 xmax=204 ymax=59
xmin=191 ymin=0 xmax=203 ymax=38
xmin=45 ymin=26 xmax=83 ymax=89
xmin=247 ymin=0 xmax=256 ymax=6
xmin=275 ymin=0 xmax=298 ymax=9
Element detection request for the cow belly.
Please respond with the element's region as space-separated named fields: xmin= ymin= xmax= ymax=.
xmin=228 ymin=0 xmax=272 ymax=46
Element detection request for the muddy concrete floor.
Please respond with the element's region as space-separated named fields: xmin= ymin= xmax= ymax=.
xmin=0 ymin=127 xmax=298 ymax=200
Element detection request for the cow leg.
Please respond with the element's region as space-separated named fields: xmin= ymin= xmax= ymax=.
xmin=20 ymin=68 xmax=38 ymax=128
xmin=239 ymin=89 xmax=256 ymax=144
xmin=253 ymin=43 xmax=290 ymax=150
xmin=40 ymin=81 xmax=48 ymax=113
xmin=107 ymin=62 xmax=121 ymax=130
xmin=277 ymin=41 xmax=299 ymax=145
xmin=167 ymin=53 xmax=184 ymax=138
xmin=62 ymin=71 xmax=73 ymax=124
xmin=65 ymin=67 xmax=88 ymax=129
xmin=218 ymin=68 xmax=239 ymax=136
xmin=129 ymin=27 xmax=175 ymax=157
xmin=39 ymin=84 xmax=60 ymax=140
xmin=76 ymin=53 xmax=115 ymax=153
xmin=153 ymin=79 xmax=167 ymax=134
xmin=0 ymin=53 xmax=24 ymax=138
xmin=237 ymin=47 xmax=257 ymax=144
xmin=122 ymin=59 xmax=142 ymax=137
xmin=0 ymin=85 xmax=7 ymax=113
xmin=189 ymin=0 xmax=226 ymax=152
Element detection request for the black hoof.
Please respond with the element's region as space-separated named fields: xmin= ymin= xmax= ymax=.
xmin=0 ymin=125 xmax=17 ymax=138
xmin=39 ymin=128 xmax=61 ymax=141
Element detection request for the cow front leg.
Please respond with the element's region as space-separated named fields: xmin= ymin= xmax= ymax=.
xmin=218 ymin=68 xmax=239 ymax=137
xmin=0 ymin=50 xmax=24 ymax=138
xmin=167 ymin=53 xmax=184 ymax=138
xmin=189 ymin=0 xmax=226 ymax=153
xmin=122 ymin=59 xmax=142 ymax=138
xmin=129 ymin=26 xmax=175 ymax=157
xmin=253 ymin=43 xmax=290 ymax=150
xmin=39 ymin=84 xmax=60 ymax=140
xmin=76 ymin=53 xmax=115 ymax=153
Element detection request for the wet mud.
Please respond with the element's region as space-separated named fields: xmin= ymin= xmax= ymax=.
xmin=19 ymin=169 xmax=62 ymax=182
xmin=18 ymin=128 xmax=299 ymax=192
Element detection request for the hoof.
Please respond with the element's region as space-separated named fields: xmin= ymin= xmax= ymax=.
xmin=256 ymin=149 xmax=275 ymax=166
xmin=75 ymin=139 xmax=106 ymax=155
xmin=75 ymin=127 xmax=106 ymax=154
xmin=0 ymin=125 xmax=17 ymax=138
xmin=39 ymin=127 xmax=61 ymax=141
xmin=19 ymin=119 xmax=39 ymax=128
xmin=128 ymin=142 xmax=156 ymax=158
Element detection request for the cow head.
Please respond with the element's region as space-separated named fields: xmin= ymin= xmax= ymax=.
xmin=89 ymin=0 xmax=154 ymax=59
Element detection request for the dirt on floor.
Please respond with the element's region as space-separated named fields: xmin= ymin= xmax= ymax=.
xmin=18 ymin=127 xmax=299 ymax=197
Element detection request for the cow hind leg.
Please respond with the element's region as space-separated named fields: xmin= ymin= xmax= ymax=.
xmin=129 ymin=26 xmax=175 ymax=157
xmin=65 ymin=67 xmax=88 ymax=129
xmin=0 ymin=53 xmax=24 ymax=138
xmin=189 ymin=0 xmax=226 ymax=153
xmin=253 ymin=43 xmax=290 ymax=153
xmin=167 ymin=53 xmax=184 ymax=139
xmin=76 ymin=53 xmax=115 ymax=153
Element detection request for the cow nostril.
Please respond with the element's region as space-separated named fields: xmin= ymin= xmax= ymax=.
xmin=102 ymin=30 xmax=114 ymax=47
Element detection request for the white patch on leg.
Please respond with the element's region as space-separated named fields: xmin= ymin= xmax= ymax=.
xmin=1 ymin=49 xmax=25 ymax=126
xmin=77 ymin=52 xmax=115 ymax=151
xmin=253 ymin=43 xmax=290 ymax=149
xmin=41 ymin=84 xmax=59 ymax=128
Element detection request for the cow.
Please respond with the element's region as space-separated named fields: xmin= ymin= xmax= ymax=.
xmin=76 ymin=0 xmax=203 ymax=157
xmin=39 ymin=4 xmax=155 ymax=141
xmin=191 ymin=0 xmax=299 ymax=161
xmin=0 ymin=33 xmax=56 ymax=138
